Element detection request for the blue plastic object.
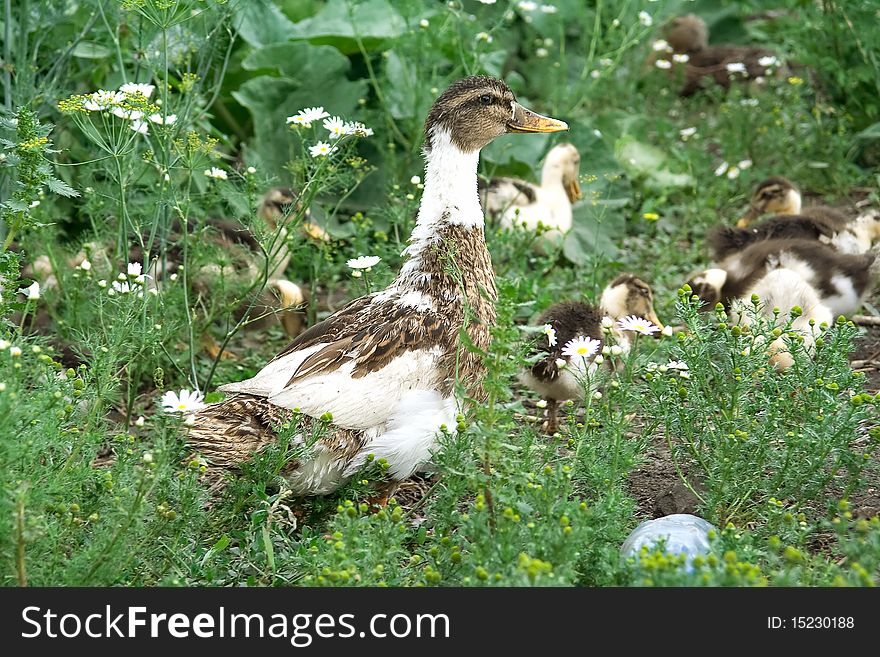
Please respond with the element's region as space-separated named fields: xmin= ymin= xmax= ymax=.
xmin=621 ymin=514 xmax=716 ymax=569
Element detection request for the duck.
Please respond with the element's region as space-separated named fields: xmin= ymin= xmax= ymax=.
xmin=735 ymin=176 xmax=848 ymax=228
xmin=686 ymin=238 xmax=876 ymax=319
xmin=480 ymin=142 xmax=581 ymax=239
xmin=186 ymin=76 xmax=569 ymax=495
xmin=660 ymin=14 xmax=781 ymax=98
xmin=709 ymin=209 xmax=880 ymax=260
xmin=520 ymin=274 xmax=663 ymax=434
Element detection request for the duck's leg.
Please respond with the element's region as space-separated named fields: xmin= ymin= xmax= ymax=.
xmin=367 ymin=480 xmax=401 ymax=509
xmin=545 ymin=399 xmax=560 ymax=435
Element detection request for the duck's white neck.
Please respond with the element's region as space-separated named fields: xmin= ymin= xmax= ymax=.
xmin=392 ymin=129 xmax=484 ymax=290
xmin=540 ymin=161 xmax=565 ymax=190
xmin=418 ymin=129 xmax=482 ymax=229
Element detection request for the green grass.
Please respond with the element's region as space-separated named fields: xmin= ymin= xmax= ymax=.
xmin=1 ymin=0 xmax=879 ymax=587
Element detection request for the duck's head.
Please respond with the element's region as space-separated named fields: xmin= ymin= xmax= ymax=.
xmin=737 ymin=177 xmax=802 ymax=227
xmin=600 ymin=274 xmax=664 ymax=333
xmin=663 ymin=14 xmax=709 ymax=54
xmin=685 ymin=268 xmax=728 ymax=310
xmin=543 ymin=143 xmax=582 ymax=203
xmin=424 ymin=76 xmax=568 ymax=154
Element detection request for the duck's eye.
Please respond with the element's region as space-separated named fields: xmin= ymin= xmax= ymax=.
xmin=479 ymin=94 xmax=492 ymax=105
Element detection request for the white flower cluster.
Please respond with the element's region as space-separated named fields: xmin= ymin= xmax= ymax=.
xmin=80 ymin=82 xmax=177 ymax=136
xmin=287 ymin=106 xmax=373 ymax=158
xmin=646 ymin=359 xmax=690 ymax=378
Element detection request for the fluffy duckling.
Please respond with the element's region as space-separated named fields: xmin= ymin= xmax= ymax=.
xmin=711 ymin=209 xmax=880 ymax=260
xmin=736 ymin=176 xmax=848 ymax=228
xmin=520 ymin=275 xmax=663 ymax=434
xmin=661 ymin=14 xmax=781 ymax=98
xmin=687 ymin=238 xmax=876 ymax=319
xmin=187 ymin=76 xmax=569 ymax=495
xmin=481 ymin=143 xmax=582 ymax=238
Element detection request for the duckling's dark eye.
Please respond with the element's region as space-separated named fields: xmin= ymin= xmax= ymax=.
xmin=479 ymin=94 xmax=492 ymax=105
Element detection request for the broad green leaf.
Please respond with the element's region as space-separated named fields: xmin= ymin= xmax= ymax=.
xmin=288 ymin=0 xmax=407 ymax=53
xmin=563 ymin=201 xmax=625 ymax=265
xmin=384 ymin=51 xmax=418 ymax=120
xmin=232 ymin=0 xmax=297 ymax=48
xmin=242 ymin=42 xmax=350 ymax=80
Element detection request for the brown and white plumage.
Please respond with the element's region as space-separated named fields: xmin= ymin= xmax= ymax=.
xmin=188 ymin=76 xmax=569 ymax=494
xmin=660 ymin=14 xmax=781 ymax=98
xmin=729 ymin=177 xmax=880 ymax=256
xmin=687 ymin=238 xmax=876 ymax=319
xmin=520 ymin=275 xmax=662 ymax=434
xmin=481 ymin=143 xmax=582 ymax=237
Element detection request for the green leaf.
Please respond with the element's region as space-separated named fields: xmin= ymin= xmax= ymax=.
xmin=384 ymin=51 xmax=418 ymax=121
xmin=232 ymin=0 xmax=297 ymax=48
xmin=242 ymin=42 xmax=349 ymax=80
xmin=287 ymin=0 xmax=407 ymax=53
xmin=615 ymin=135 xmax=694 ymax=189
xmin=46 ymin=177 xmax=80 ymax=198
xmin=71 ymin=41 xmax=111 ymax=59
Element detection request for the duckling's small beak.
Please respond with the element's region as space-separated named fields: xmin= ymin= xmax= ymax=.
xmin=647 ymin=312 xmax=665 ymax=337
xmin=303 ymin=221 xmax=330 ymax=242
xmin=508 ymin=102 xmax=569 ymax=133
xmin=565 ymin=179 xmax=582 ymax=203
xmin=736 ymin=207 xmax=759 ymax=228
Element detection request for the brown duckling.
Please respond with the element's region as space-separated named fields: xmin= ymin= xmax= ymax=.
xmin=736 ymin=176 xmax=848 ymax=228
xmin=520 ymin=275 xmax=663 ymax=434
xmin=661 ymin=14 xmax=781 ymax=98
xmin=687 ymin=238 xmax=876 ymax=318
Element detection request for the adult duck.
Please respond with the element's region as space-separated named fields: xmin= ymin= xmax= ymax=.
xmin=187 ymin=76 xmax=568 ymax=494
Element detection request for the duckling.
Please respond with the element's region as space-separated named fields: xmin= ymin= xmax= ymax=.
xmin=187 ymin=76 xmax=569 ymax=496
xmin=481 ymin=143 xmax=582 ymax=239
xmin=686 ymin=238 xmax=876 ymax=318
xmin=520 ymin=274 xmax=663 ymax=434
xmin=661 ymin=14 xmax=781 ymax=98
xmin=736 ymin=176 xmax=848 ymax=228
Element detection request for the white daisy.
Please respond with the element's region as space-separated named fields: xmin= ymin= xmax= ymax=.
xmin=638 ymin=11 xmax=653 ymax=26
xmin=161 ymin=388 xmax=206 ymax=414
xmin=541 ymin=323 xmax=557 ymax=347
xmin=111 ymin=280 xmax=134 ymax=294
xmin=287 ymin=114 xmax=310 ymax=127
xmin=323 ymin=116 xmax=347 ymax=139
xmin=536 ymin=399 xmax=548 ymax=408
xmin=347 ymin=255 xmax=381 ymax=270
xmin=667 ymin=360 xmax=689 ymax=370
xmin=655 ymin=59 xmax=672 ymax=70
xmin=561 ymin=336 xmax=602 ymax=360
xmin=617 ymin=315 xmax=660 ymax=335
xmin=758 ymin=55 xmax=778 ymax=68
xmin=714 ymin=161 xmax=729 ymax=177
xmin=477 ymin=0 xmax=497 ymax=4
xmin=476 ymin=32 xmax=493 ymax=43
xmin=737 ymin=159 xmax=753 ymax=170
xmin=204 ymin=167 xmax=228 ymax=180
xmin=10 ymin=346 xmax=22 ymax=357
xmin=26 ymin=281 xmax=40 ymax=300
xmin=517 ymin=1 xmax=538 ymax=10
xmin=726 ymin=166 xmax=740 ymax=180
xmin=110 ymin=107 xmax=144 ymax=120
xmin=652 ymin=39 xmax=672 ymax=52
xmin=298 ymin=106 xmax=331 ymax=126
xmin=127 ymin=262 xmax=142 ymax=277
xmin=540 ymin=4 xmax=557 ymax=13
xmin=680 ymin=126 xmax=697 ymax=140
xmin=672 ymin=53 xmax=689 ymax=63
xmin=119 ymin=82 xmax=156 ymax=98
xmin=78 ymin=259 xmax=92 ymax=272
xmin=726 ymin=62 xmax=747 ymax=74
xmin=308 ymin=141 xmax=336 ymax=158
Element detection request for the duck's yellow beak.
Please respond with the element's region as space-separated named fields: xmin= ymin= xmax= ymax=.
xmin=508 ymin=102 xmax=568 ymax=133
xmin=565 ymin=179 xmax=582 ymax=203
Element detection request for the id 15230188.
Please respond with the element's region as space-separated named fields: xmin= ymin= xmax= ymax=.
xmin=768 ymin=617 xmax=855 ymax=630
